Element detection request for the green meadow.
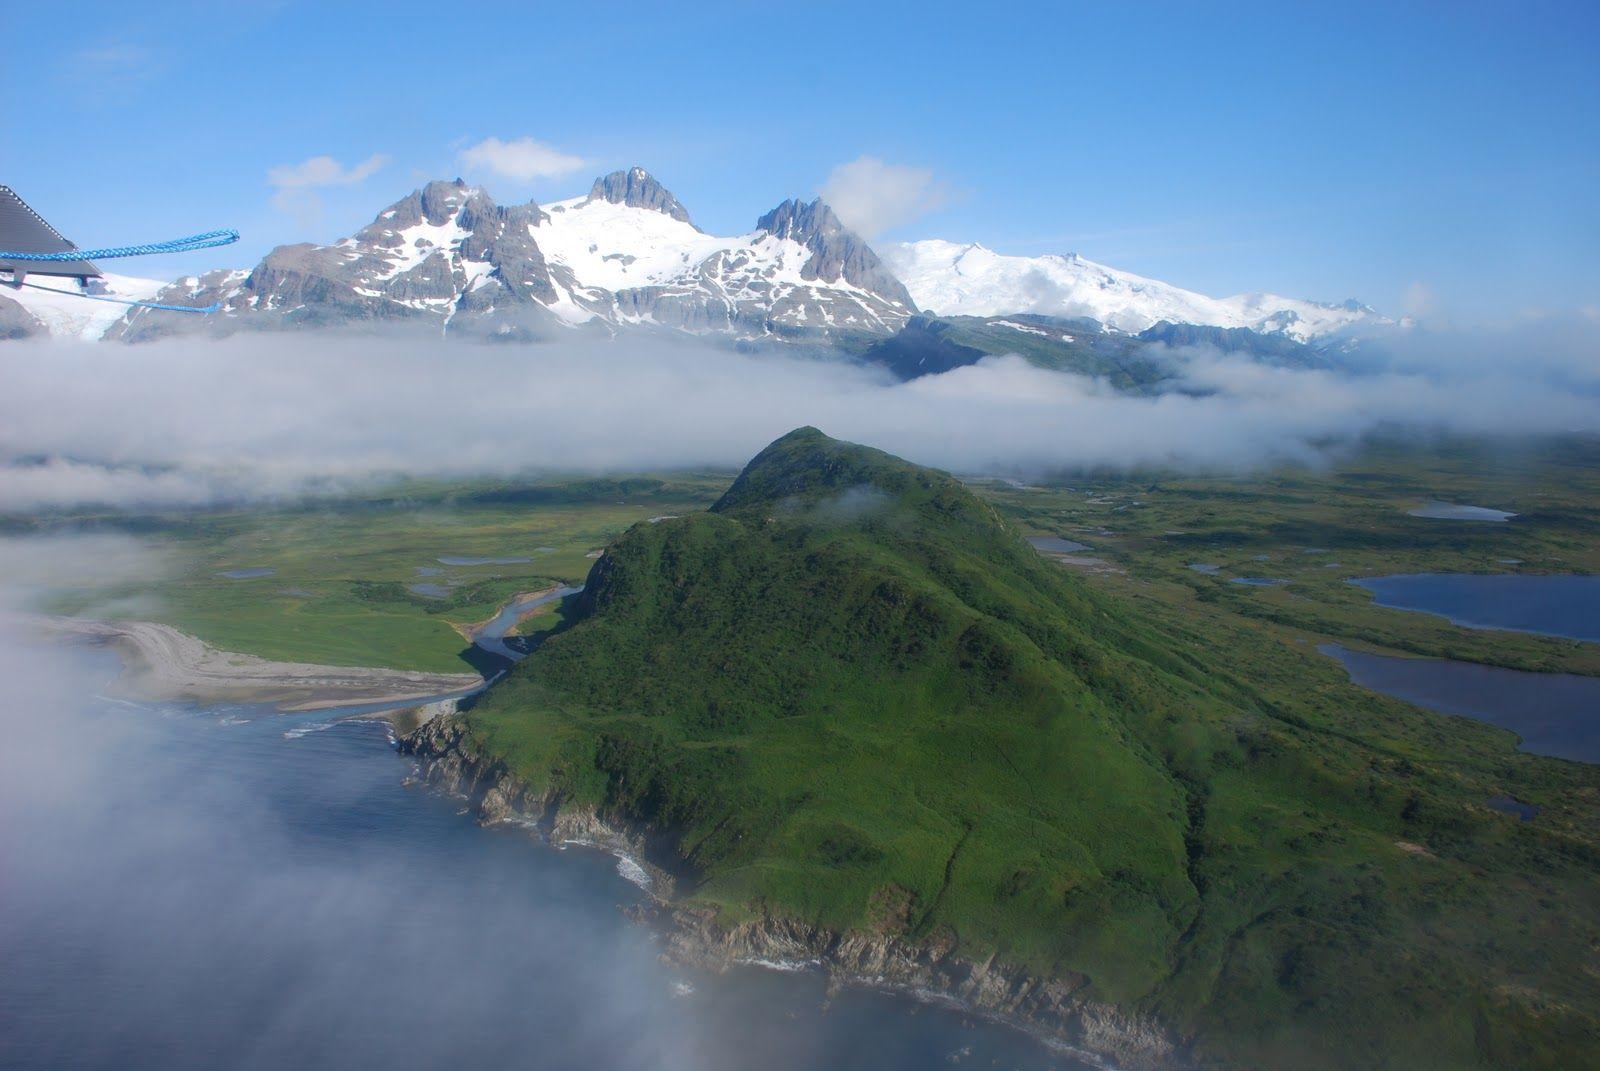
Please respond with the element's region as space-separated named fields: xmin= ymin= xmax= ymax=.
xmin=22 ymin=474 xmax=728 ymax=672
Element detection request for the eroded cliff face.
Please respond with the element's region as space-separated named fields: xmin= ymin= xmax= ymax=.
xmin=400 ymin=715 xmax=1179 ymax=1071
xmin=399 ymin=715 xmax=679 ymax=897
xmin=662 ymin=910 xmax=1176 ymax=1070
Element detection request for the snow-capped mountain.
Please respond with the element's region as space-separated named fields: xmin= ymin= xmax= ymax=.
xmin=883 ymin=240 xmax=1383 ymax=342
xmin=107 ymin=168 xmax=915 ymax=343
xmin=2 ymin=272 xmax=166 ymax=341
xmin=110 ymin=179 xmax=563 ymax=341
xmin=532 ymin=172 xmax=914 ymax=335
xmin=8 ymin=167 xmax=1386 ymax=349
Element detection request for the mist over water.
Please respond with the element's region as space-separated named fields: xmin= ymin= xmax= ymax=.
xmin=0 ymin=633 xmax=1078 ymax=1071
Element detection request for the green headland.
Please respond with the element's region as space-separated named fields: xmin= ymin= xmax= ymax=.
xmin=441 ymin=428 xmax=1600 ymax=1071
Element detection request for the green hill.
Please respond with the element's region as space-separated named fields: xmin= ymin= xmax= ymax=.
xmin=451 ymin=428 xmax=1600 ymax=1070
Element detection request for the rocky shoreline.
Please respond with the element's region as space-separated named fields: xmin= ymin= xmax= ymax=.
xmin=399 ymin=714 xmax=1182 ymax=1071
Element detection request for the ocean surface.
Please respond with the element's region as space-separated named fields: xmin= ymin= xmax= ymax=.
xmin=0 ymin=641 xmax=1081 ymax=1071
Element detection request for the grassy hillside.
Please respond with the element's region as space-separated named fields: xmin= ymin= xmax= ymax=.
xmin=463 ymin=428 xmax=1600 ymax=1070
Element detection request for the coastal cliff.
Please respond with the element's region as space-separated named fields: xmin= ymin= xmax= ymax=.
xmin=400 ymin=714 xmax=1179 ymax=1071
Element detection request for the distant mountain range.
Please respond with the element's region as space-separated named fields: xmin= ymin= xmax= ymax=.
xmin=0 ymin=167 xmax=1390 ymax=362
xmin=884 ymin=240 xmax=1381 ymax=342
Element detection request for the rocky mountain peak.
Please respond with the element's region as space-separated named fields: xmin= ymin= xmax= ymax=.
xmin=362 ymin=179 xmax=460 ymax=231
xmin=424 ymin=179 xmax=505 ymax=227
xmin=755 ymin=197 xmax=840 ymax=243
xmin=355 ymin=179 xmax=545 ymax=244
xmin=96 ymin=178 xmax=912 ymax=343
xmin=756 ymin=198 xmax=914 ymax=309
xmin=587 ymin=167 xmax=694 ymax=226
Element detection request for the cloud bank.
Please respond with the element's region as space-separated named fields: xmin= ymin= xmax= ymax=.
xmin=0 ymin=323 xmax=1595 ymax=512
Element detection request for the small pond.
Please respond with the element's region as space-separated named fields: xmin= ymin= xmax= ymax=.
xmin=1028 ymin=536 xmax=1090 ymax=554
xmin=1407 ymin=501 xmax=1516 ymax=522
xmin=407 ymin=583 xmax=455 ymax=599
xmin=1486 ymin=795 xmax=1541 ymax=821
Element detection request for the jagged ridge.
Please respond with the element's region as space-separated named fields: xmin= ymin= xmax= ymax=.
xmin=107 ymin=172 xmax=915 ymax=344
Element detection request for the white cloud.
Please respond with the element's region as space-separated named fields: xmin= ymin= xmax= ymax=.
xmin=1403 ymin=281 xmax=1438 ymax=322
xmin=0 ymin=320 xmax=1596 ymax=512
xmin=819 ymin=156 xmax=950 ymax=238
xmin=266 ymin=153 xmax=391 ymax=222
xmin=267 ymin=154 xmax=391 ymax=190
xmin=458 ymin=137 xmax=587 ymax=182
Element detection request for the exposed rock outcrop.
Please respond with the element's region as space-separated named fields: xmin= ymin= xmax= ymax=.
xmin=0 ymin=292 xmax=44 ymax=339
xmin=587 ymin=167 xmax=695 ymax=226
xmin=756 ymin=197 xmax=916 ymax=309
xmin=110 ymin=180 xmax=566 ymax=342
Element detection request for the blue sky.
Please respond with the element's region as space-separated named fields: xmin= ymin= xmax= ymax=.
xmin=7 ymin=0 xmax=1597 ymax=319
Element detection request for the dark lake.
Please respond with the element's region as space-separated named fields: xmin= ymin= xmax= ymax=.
xmin=1321 ymin=643 xmax=1600 ymax=763
xmin=406 ymin=582 xmax=456 ymax=599
xmin=0 ymin=640 xmax=1081 ymax=1071
xmin=1354 ymin=573 xmax=1600 ymax=643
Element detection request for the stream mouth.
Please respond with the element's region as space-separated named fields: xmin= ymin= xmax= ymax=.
xmin=378 ymin=586 xmax=585 ymax=710
xmin=470 ymin=585 xmax=583 ymax=663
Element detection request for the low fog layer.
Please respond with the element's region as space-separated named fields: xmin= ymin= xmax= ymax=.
xmin=1 ymin=321 xmax=1595 ymax=510
xmin=0 ymin=633 xmax=677 ymax=1071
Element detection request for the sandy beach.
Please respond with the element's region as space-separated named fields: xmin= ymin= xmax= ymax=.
xmin=26 ymin=615 xmax=482 ymax=711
